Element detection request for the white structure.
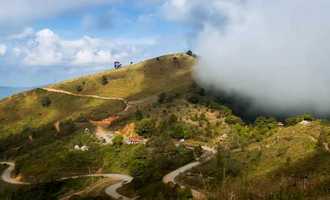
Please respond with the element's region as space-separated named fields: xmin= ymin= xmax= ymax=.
xmin=74 ymin=145 xmax=89 ymax=151
xmin=299 ymin=120 xmax=311 ymax=126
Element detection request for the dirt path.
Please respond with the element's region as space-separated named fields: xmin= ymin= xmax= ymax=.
xmin=42 ymin=88 xmax=130 ymax=112
xmin=0 ymin=162 xmax=135 ymax=200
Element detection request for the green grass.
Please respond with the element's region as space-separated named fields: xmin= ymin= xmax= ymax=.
xmin=50 ymin=53 xmax=196 ymax=100
xmin=0 ymin=88 xmax=125 ymax=138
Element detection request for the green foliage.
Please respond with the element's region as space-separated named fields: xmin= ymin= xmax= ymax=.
xmin=169 ymin=123 xmax=192 ymax=139
xmin=285 ymin=114 xmax=314 ymax=126
xmin=130 ymin=135 xmax=194 ymax=189
xmin=112 ymin=135 xmax=124 ymax=146
xmin=101 ymin=75 xmax=108 ymax=85
xmin=158 ymin=92 xmax=167 ymax=103
xmin=252 ymin=116 xmax=277 ymax=138
xmin=135 ymin=109 xmax=143 ymax=120
xmin=40 ymin=96 xmax=51 ymax=107
xmin=186 ymin=95 xmax=200 ymax=104
xmin=136 ymin=118 xmax=156 ymax=137
xmin=215 ymin=146 xmax=242 ymax=183
xmin=60 ymin=119 xmax=76 ymax=135
xmin=75 ymin=85 xmax=83 ymax=92
xmin=225 ymin=115 xmax=243 ymax=125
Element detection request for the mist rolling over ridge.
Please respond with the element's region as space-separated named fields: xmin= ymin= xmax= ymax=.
xmin=187 ymin=0 xmax=330 ymax=117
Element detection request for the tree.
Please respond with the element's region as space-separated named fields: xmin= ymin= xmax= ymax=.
xmin=186 ymin=50 xmax=193 ymax=56
xmin=136 ymin=118 xmax=156 ymax=137
xmin=112 ymin=135 xmax=124 ymax=146
xmin=225 ymin=115 xmax=243 ymax=125
xmin=41 ymin=96 xmax=51 ymax=107
xmin=60 ymin=119 xmax=76 ymax=135
xmin=135 ymin=109 xmax=143 ymax=120
xmin=101 ymin=76 xmax=108 ymax=85
xmin=76 ymin=85 xmax=83 ymax=92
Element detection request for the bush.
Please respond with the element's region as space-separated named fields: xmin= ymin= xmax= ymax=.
xmin=135 ymin=110 xmax=143 ymax=120
xmin=136 ymin=118 xmax=156 ymax=137
xmin=112 ymin=135 xmax=124 ymax=146
xmin=158 ymin=92 xmax=167 ymax=104
xmin=254 ymin=116 xmax=277 ymax=130
xmin=285 ymin=114 xmax=314 ymax=126
xmin=186 ymin=50 xmax=193 ymax=56
xmin=76 ymin=85 xmax=83 ymax=92
xmin=40 ymin=96 xmax=51 ymax=107
xmin=60 ymin=119 xmax=76 ymax=135
xmin=169 ymin=124 xmax=191 ymax=139
xmin=101 ymin=76 xmax=108 ymax=85
xmin=187 ymin=95 xmax=200 ymax=104
xmin=225 ymin=115 xmax=243 ymax=125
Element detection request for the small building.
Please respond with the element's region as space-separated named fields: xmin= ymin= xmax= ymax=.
xmin=127 ymin=136 xmax=144 ymax=145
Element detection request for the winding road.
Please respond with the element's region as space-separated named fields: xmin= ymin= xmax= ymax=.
xmin=0 ymin=162 xmax=134 ymax=200
xmin=162 ymin=146 xmax=216 ymax=200
xmin=1 ymin=88 xmax=215 ymax=199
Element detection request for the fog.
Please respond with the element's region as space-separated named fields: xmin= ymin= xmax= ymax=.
xmin=192 ymin=0 xmax=330 ymax=117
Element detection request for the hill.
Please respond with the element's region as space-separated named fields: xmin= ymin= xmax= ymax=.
xmin=0 ymin=52 xmax=329 ymax=200
xmin=0 ymin=53 xmax=195 ymax=138
xmin=0 ymin=86 xmax=32 ymax=100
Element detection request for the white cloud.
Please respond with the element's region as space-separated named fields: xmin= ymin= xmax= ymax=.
xmin=164 ymin=0 xmax=330 ymax=116
xmin=6 ymin=28 xmax=157 ymax=68
xmin=0 ymin=0 xmax=114 ymax=26
xmin=0 ymin=44 xmax=7 ymax=56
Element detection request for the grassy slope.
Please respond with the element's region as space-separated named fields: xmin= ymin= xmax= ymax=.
xmin=0 ymin=89 xmax=125 ymax=138
xmin=180 ymin=121 xmax=330 ymax=199
xmin=50 ymin=53 xmax=196 ymax=100
xmin=0 ymin=53 xmax=195 ymax=139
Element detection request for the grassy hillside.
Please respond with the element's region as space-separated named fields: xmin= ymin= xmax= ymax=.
xmin=1 ymin=52 xmax=329 ymax=199
xmin=0 ymin=53 xmax=196 ymax=139
xmin=50 ymin=53 xmax=196 ymax=100
xmin=0 ymin=89 xmax=125 ymax=138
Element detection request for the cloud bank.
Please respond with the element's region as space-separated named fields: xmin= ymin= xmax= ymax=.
xmin=4 ymin=28 xmax=157 ymax=68
xmin=164 ymin=0 xmax=330 ymax=117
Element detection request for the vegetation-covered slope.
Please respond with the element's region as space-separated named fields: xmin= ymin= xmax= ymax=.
xmin=0 ymin=52 xmax=329 ymax=200
xmin=50 ymin=53 xmax=196 ymax=100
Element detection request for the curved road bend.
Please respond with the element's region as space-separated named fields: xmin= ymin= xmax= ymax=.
xmin=162 ymin=146 xmax=216 ymax=200
xmin=0 ymin=162 xmax=134 ymax=200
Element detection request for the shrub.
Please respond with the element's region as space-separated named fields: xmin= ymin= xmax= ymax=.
xmin=187 ymin=95 xmax=200 ymax=104
xmin=76 ymin=85 xmax=83 ymax=92
xmin=186 ymin=50 xmax=193 ymax=56
xmin=101 ymin=76 xmax=108 ymax=85
xmin=169 ymin=124 xmax=191 ymax=139
xmin=158 ymin=92 xmax=167 ymax=103
xmin=40 ymin=96 xmax=51 ymax=107
xmin=136 ymin=118 xmax=156 ymax=137
xmin=225 ymin=115 xmax=243 ymax=125
xmin=135 ymin=110 xmax=143 ymax=120
xmin=112 ymin=135 xmax=124 ymax=146
xmin=285 ymin=114 xmax=314 ymax=126
xmin=60 ymin=119 xmax=76 ymax=135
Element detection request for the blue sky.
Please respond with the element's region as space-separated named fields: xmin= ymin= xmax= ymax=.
xmin=0 ymin=0 xmax=200 ymax=87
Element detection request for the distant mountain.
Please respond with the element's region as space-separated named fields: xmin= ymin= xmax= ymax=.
xmin=0 ymin=86 xmax=32 ymax=99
